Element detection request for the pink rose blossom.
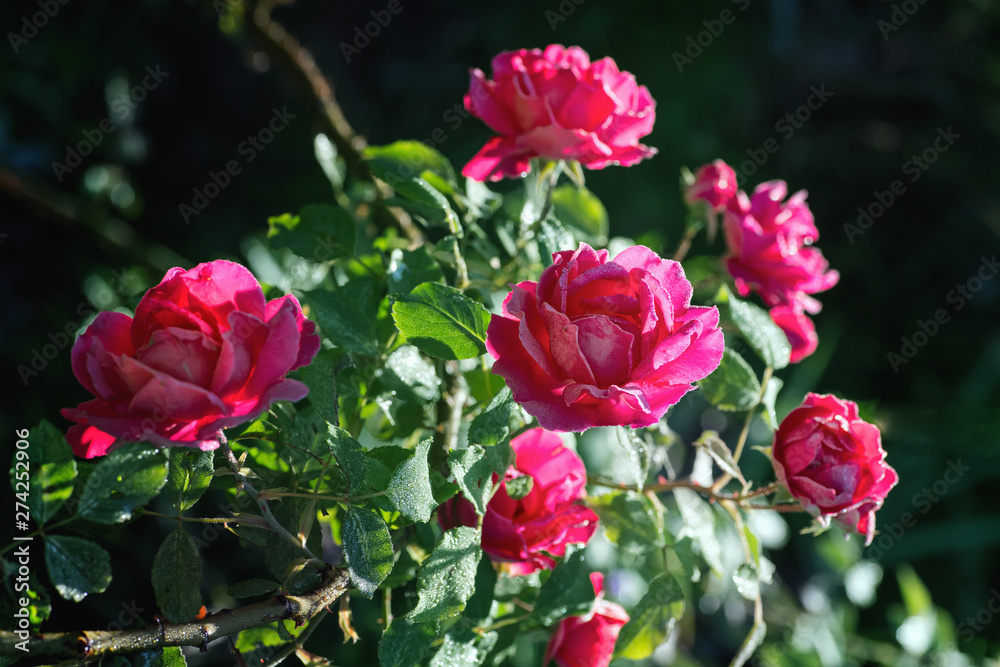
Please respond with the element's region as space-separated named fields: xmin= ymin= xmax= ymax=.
xmin=544 ymin=572 xmax=630 ymax=667
xmin=486 ymin=243 xmax=724 ymax=432
xmin=769 ymin=305 xmax=818 ymax=364
xmin=462 ymin=44 xmax=656 ymax=181
xmin=438 ymin=428 xmax=598 ymax=574
xmin=724 ymin=181 xmax=839 ymax=313
xmin=772 ymin=393 xmax=898 ymax=545
xmin=686 ymin=159 xmax=738 ymax=211
xmin=62 ymin=260 xmax=320 ymax=458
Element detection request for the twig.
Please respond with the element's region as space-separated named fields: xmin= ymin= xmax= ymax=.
xmin=713 ymin=366 xmax=773 ymax=493
xmin=0 ymin=571 xmax=350 ymax=661
xmin=219 ymin=434 xmax=323 ymax=569
xmin=240 ymin=1 xmax=422 ymax=244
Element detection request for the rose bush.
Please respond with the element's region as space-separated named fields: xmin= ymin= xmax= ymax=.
xmin=772 ymin=393 xmax=898 ymax=545
xmin=723 ymin=179 xmax=839 ymax=314
xmin=61 ymin=260 xmax=320 ymax=458
xmin=486 ymin=243 xmax=724 ymax=432
xmin=462 ymin=44 xmax=656 ymax=181
xmin=543 ymin=572 xmax=630 ymax=667
xmin=439 ymin=428 xmax=597 ymax=574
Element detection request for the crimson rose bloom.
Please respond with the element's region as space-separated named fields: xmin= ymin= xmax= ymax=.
xmin=438 ymin=428 xmax=597 ymax=574
xmin=724 ymin=180 xmax=839 ymax=313
xmin=686 ymin=159 xmax=738 ymax=211
xmin=772 ymin=393 xmax=898 ymax=545
xmin=62 ymin=260 xmax=320 ymax=458
xmin=769 ymin=305 xmax=818 ymax=364
xmin=544 ymin=572 xmax=629 ymax=667
xmin=462 ymin=44 xmax=656 ymax=181
xmin=487 ymin=243 xmax=724 ymax=432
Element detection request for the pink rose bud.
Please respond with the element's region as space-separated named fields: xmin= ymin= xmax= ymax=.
xmin=772 ymin=393 xmax=898 ymax=546
xmin=769 ymin=305 xmax=818 ymax=364
xmin=686 ymin=159 xmax=738 ymax=211
xmin=486 ymin=243 xmax=724 ymax=432
xmin=724 ymin=181 xmax=839 ymax=313
xmin=439 ymin=428 xmax=598 ymax=574
xmin=462 ymin=44 xmax=657 ymax=181
xmin=61 ymin=260 xmax=320 ymax=458
xmin=544 ymin=572 xmax=630 ymax=667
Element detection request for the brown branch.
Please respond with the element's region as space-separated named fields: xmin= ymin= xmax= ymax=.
xmin=0 ymin=570 xmax=350 ymax=661
xmin=240 ymin=1 xmax=422 ymax=243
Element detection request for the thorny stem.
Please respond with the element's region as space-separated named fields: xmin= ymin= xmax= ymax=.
xmin=257 ymin=489 xmax=385 ymax=503
xmin=0 ymin=570 xmax=350 ymax=661
xmin=587 ymin=476 xmax=803 ymax=513
xmin=219 ymin=434 xmax=324 ymax=570
xmin=137 ymin=509 xmax=269 ymax=527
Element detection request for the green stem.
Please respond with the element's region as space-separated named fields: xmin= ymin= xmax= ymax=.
xmin=713 ymin=365 xmax=773 ymax=493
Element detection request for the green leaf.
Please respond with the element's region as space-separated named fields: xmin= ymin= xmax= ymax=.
xmin=673 ymin=488 xmax=724 ymax=575
xmin=551 ymin=185 xmax=608 ymax=244
xmin=464 ymin=554 xmax=499 ymax=626
xmin=697 ymin=348 xmax=761 ymax=411
xmin=19 ymin=420 xmax=77 ymax=525
xmin=504 ymin=475 xmax=533 ymax=500
xmin=125 ymin=647 xmax=188 ymax=667
xmin=430 ymin=629 xmax=498 ymax=667
xmin=409 ymin=526 xmax=482 ymax=623
xmin=327 ymin=427 xmax=368 ymax=496
xmin=468 ymin=386 xmax=515 ymax=447
xmin=615 ymin=426 xmax=652 ymax=488
xmin=227 ymin=578 xmax=281 ymax=599
xmin=76 ymin=444 xmax=169 ymax=524
xmin=717 ymin=285 xmax=791 ymax=369
xmin=532 ymin=548 xmax=596 ymax=626
xmin=300 ymin=349 xmax=340 ymax=426
xmin=387 ymin=246 xmax=445 ymax=295
xmin=151 ymin=527 xmax=203 ymax=623
xmin=364 ymin=141 xmax=457 ymax=184
xmin=760 ymin=376 xmax=784 ymax=430
xmin=536 ymin=217 xmax=576 ymax=267
xmin=381 ymin=345 xmax=441 ymax=403
xmin=589 ymin=490 xmax=666 ymax=555
xmin=386 ymin=439 xmax=436 ymax=523
xmin=447 ymin=445 xmax=493 ymax=516
xmin=342 ymin=506 xmax=394 ymax=598
xmin=306 ymin=278 xmax=380 ymax=356
xmin=369 ymin=160 xmax=460 ymax=231
xmin=614 ymin=574 xmax=685 ymax=660
xmin=165 ymin=449 xmax=214 ymax=514
xmin=44 ymin=535 xmax=112 ymax=602
xmin=379 ymin=618 xmax=437 ymax=667
xmin=266 ymin=203 xmax=356 ymax=260
xmin=694 ymin=431 xmax=745 ymax=488
xmin=392 ymin=282 xmax=490 ymax=360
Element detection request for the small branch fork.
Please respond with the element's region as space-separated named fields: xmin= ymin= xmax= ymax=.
xmin=0 ymin=570 xmax=350 ymax=661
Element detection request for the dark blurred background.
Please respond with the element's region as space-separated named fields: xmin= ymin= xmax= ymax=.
xmin=2 ymin=0 xmax=999 ymax=664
